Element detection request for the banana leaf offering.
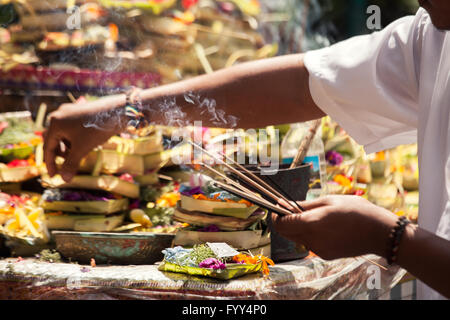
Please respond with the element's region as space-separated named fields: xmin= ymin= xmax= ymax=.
xmin=178 ymin=183 xmax=260 ymax=219
xmin=158 ymin=260 xmax=262 ymax=280
xmin=158 ymin=243 xmax=273 ymax=280
xmin=42 ymin=189 xmax=129 ymax=215
xmin=41 ymin=174 xmax=140 ymax=199
xmin=173 ymin=182 xmax=269 ymax=254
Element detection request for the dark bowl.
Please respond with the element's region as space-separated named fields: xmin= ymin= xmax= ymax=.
xmin=52 ymin=231 xmax=175 ymax=265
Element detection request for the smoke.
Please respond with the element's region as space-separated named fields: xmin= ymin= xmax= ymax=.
xmin=81 ymin=90 xmax=240 ymax=131
xmin=183 ymin=92 xmax=239 ymax=128
xmin=150 ymin=96 xmax=188 ymax=127
xmin=82 ymin=106 xmax=126 ymax=131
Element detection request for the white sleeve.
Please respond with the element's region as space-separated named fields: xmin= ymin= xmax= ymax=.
xmin=304 ymin=11 xmax=426 ymax=154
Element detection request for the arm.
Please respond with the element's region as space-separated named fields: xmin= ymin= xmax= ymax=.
xmin=139 ymin=53 xmax=324 ymax=128
xmin=271 ymin=196 xmax=450 ymax=298
xmin=396 ymin=223 xmax=450 ymax=298
xmin=44 ymin=53 xmax=323 ymax=180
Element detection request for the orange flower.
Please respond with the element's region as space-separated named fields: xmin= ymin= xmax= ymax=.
xmin=29 ymin=136 xmax=43 ymax=146
xmin=238 ymin=199 xmax=252 ymax=207
xmin=193 ymin=194 xmax=208 ymax=201
xmin=233 ymin=253 xmax=257 ymax=264
xmin=232 ymin=253 xmax=274 ymax=276
xmin=374 ymin=151 xmax=386 ymax=161
xmin=108 ymin=23 xmax=119 ymax=42
xmin=256 ymin=255 xmax=275 ymax=276
xmin=333 ymin=174 xmax=353 ymax=188
xmin=192 ymin=193 xmax=253 ymax=207
xmin=156 ymin=192 xmax=180 ymax=207
xmin=0 ymin=207 xmax=14 ymax=215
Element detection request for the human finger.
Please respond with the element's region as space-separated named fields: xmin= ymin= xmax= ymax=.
xmin=59 ymin=149 xmax=84 ymax=182
xmin=270 ymin=211 xmax=306 ymax=236
xmin=296 ymin=196 xmax=332 ymax=211
xmin=43 ymin=128 xmax=61 ymax=177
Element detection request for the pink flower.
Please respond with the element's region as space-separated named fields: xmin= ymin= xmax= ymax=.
xmin=119 ymin=173 xmax=135 ymax=183
xmin=198 ymin=258 xmax=226 ymax=270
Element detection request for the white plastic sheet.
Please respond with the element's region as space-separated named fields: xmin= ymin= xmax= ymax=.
xmin=0 ymin=255 xmax=405 ymax=300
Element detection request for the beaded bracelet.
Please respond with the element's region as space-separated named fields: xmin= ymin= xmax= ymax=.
xmin=124 ymin=86 xmax=147 ymax=129
xmin=387 ymin=216 xmax=410 ymax=265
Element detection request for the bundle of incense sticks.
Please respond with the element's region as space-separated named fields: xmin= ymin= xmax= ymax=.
xmin=188 ymin=140 xmax=388 ymax=270
xmin=188 ymin=140 xmax=303 ymax=216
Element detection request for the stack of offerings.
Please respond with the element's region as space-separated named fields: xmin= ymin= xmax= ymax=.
xmin=6 ymin=0 xmax=277 ymax=84
xmin=172 ymin=182 xmax=271 ymax=257
xmin=8 ymin=0 xmax=111 ymax=67
xmin=0 ymin=111 xmax=44 ymax=188
xmin=130 ymin=0 xmax=277 ymax=82
xmin=76 ymin=128 xmax=191 ymax=177
xmin=40 ymin=127 xmax=165 ymax=232
xmin=0 ymin=111 xmax=49 ymax=255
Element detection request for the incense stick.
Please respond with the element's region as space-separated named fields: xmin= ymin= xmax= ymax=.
xmin=201 ymin=163 xmax=292 ymax=215
xmin=188 ymin=141 xmax=297 ymax=213
xmin=212 ymin=180 xmax=293 ymax=216
xmin=225 ymin=164 xmax=305 ymax=214
xmin=194 ymin=146 xmax=387 ymax=270
xmin=290 ymin=119 xmax=321 ymax=169
xmin=217 ymin=150 xmax=303 ymax=213
xmin=354 ymin=256 xmax=388 ymax=271
xmin=201 ymin=163 xmax=256 ymax=195
xmin=264 ymin=174 xmax=306 ymax=212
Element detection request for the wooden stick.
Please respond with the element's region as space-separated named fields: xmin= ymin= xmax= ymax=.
xmin=201 ymin=163 xmax=255 ymax=195
xmin=188 ymin=141 xmax=297 ymax=213
xmin=194 ymin=24 xmax=256 ymax=43
xmin=201 ymin=163 xmax=290 ymax=214
xmin=190 ymin=141 xmax=295 ymax=212
xmin=34 ymin=103 xmax=47 ymax=132
xmin=353 ymin=256 xmax=388 ymax=271
xmin=157 ymin=174 xmax=173 ymax=181
xmin=265 ymin=174 xmax=306 ymax=212
xmin=194 ymin=43 xmax=213 ymax=74
xmin=217 ymin=149 xmax=304 ymax=213
xmin=67 ymin=92 xmax=77 ymax=103
xmin=212 ymin=180 xmax=293 ymax=216
xmin=290 ymin=119 xmax=321 ymax=169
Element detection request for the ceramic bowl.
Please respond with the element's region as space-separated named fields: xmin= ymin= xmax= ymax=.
xmin=52 ymin=231 xmax=175 ymax=265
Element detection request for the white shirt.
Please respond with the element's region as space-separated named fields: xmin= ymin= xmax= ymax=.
xmin=304 ymin=8 xmax=450 ymax=300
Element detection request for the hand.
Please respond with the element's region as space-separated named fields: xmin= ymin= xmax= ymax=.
xmin=44 ymin=99 xmax=126 ymax=182
xmin=271 ymin=195 xmax=399 ymax=260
